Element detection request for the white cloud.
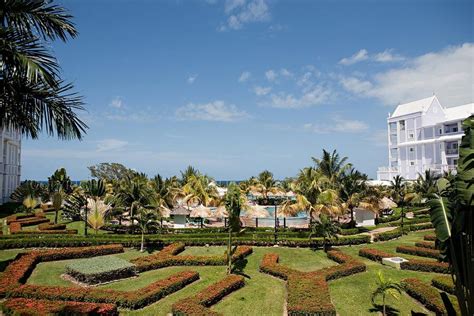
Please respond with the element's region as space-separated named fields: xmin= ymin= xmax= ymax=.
xmin=366 ymin=129 xmax=388 ymax=147
xmin=280 ymin=68 xmax=293 ymax=77
xmin=96 ymin=139 xmax=129 ymax=152
xmin=254 ymin=86 xmax=272 ymax=96
xmin=265 ymin=69 xmax=277 ymax=81
xmin=304 ymin=117 xmax=369 ymax=133
xmin=267 ymin=85 xmax=332 ymax=109
xmin=341 ymin=43 xmax=474 ymax=105
xmin=109 ymin=97 xmax=124 ymax=109
xmin=175 ymin=100 xmax=249 ymax=122
xmin=238 ymin=71 xmax=251 ymax=82
xmin=373 ymin=49 xmax=404 ymax=63
xmin=187 ymin=74 xmax=198 ymax=84
xmin=339 ymin=49 xmax=369 ymax=65
xmin=221 ymin=0 xmax=270 ymax=31
xmin=339 ymin=77 xmax=373 ymax=94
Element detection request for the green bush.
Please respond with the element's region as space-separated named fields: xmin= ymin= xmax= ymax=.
xmin=432 ymin=276 xmax=455 ymax=294
xmin=66 ymin=256 xmax=137 ymax=285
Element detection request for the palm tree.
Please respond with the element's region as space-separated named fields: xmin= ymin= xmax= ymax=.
xmin=86 ymin=198 xmax=110 ymax=234
xmin=413 ymin=169 xmax=439 ymax=201
xmin=224 ymin=183 xmax=244 ymax=274
xmin=182 ymin=174 xmax=217 ymax=207
xmin=340 ymin=169 xmax=368 ymax=226
xmin=134 ymin=207 xmax=159 ymax=252
xmin=390 ymin=175 xmax=407 ymax=231
xmin=82 ymin=179 xmax=106 ymax=236
xmin=310 ymin=213 xmax=340 ymax=251
xmin=371 ymin=271 xmax=402 ymax=316
xmin=250 ymin=170 xmax=279 ymax=201
xmin=0 ymin=0 xmax=87 ymax=139
xmin=312 ymin=149 xmax=352 ymax=186
xmin=22 ymin=195 xmax=40 ymax=214
xmin=51 ymin=190 xmax=64 ymax=224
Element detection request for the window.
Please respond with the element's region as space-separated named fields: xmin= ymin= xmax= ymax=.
xmin=409 ymin=147 xmax=414 ymax=152
xmin=400 ymin=120 xmax=405 ymax=131
xmin=409 ymin=133 xmax=414 ymax=139
xmin=410 ymin=161 xmax=415 ymax=166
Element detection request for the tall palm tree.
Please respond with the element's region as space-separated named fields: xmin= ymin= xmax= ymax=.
xmin=340 ymin=168 xmax=368 ymax=225
xmin=371 ymin=271 xmax=402 ymax=316
xmin=182 ymin=174 xmax=217 ymax=207
xmin=250 ymin=170 xmax=279 ymax=200
xmin=1 ymin=0 xmax=87 ymax=139
xmin=224 ymin=183 xmax=244 ymax=275
xmin=312 ymin=149 xmax=352 ymax=186
xmin=413 ymin=169 xmax=439 ymax=201
xmin=390 ymin=175 xmax=407 ymax=231
xmin=309 ymin=213 xmax=340 ymax=252
xmin=134 ymin=207 xmax=159 ymax=252
xmin=115 ymin=177 xmax=157 ymax=225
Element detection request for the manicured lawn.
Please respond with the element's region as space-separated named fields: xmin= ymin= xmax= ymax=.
xmin=5 ymin=230 xmax=443 ymax=315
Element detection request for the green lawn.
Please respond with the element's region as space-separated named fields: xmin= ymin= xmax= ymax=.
xmin=3 ymin=230 xmax=444 ymax=315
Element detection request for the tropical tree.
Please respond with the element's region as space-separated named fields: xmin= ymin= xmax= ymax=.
xmin=180 ymin=166 xmax=200 ymax=185
xmin=22 ymin=195 xmax=40 ymax=214
xmin=86 ymin=198 xmax=110 ymax=234
xmin=340 ymin=168 xmax=368 ymax=226
xmin=0 ymin=0 xmax=87 ymax=139
xmin=250 ymin=170 xmax=279 ymax=201
xmin=312 ymin=149 xmax=352 ymax=186
xmin=10 ymin=180 xmax=47 ymax=203
xmin=411 ymin=169 xmax=439 ymax=203
xmin=81 ymin=179 xmax=106 ymax=236
xmin=51 ymin=190 xmax=64 ymax=224
xmin=371 ymin=271 xmax=402 ymax=316
xmin=309 ymin=213 xmax=340 ymax=251
xmin=428 ymin=115 xmax=473 ymax=315
xmin=390 ymin=175 xmax=407 ymax=231
xmin=224 ymin=183 xmax=244 ymax=275
xmin=134 ymin=207 xmax=159 ymax=252
xmin=115 ymin=177 xmax=157 ymax=225
xmin=88 ymin=163 xmax=137 ymax=182
xmin=182 ymin=174 xmax=218 ymax=207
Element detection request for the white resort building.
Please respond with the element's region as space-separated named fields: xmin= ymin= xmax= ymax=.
xmin=377 ymin=95 xmax=474 ymax=181
xmin=0 ymin=127 xmax=21 ymax=204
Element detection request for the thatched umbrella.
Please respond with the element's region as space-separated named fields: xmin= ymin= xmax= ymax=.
xmin=214 ymin=205 xmax=228 ymax=217
xmin=245 ymin=205 xmax=270 ymax=218
xmin=379 ymin=197 xmax=397 ymax=210
xmin=190 ymin=205 xmax=212 ymax=218
xmin=160 ymin=207 xmax=171 ymax=218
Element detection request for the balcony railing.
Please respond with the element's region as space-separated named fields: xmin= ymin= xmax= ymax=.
xmin=446 ymin=148 xmax=459 ymax=155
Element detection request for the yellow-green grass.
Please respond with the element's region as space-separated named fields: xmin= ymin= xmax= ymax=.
xmin=6 ymin=231 xmax=443 ymax=315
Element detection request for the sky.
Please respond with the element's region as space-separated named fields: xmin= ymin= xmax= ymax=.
xmin=22 ymin=0 xmax=474 ymax=181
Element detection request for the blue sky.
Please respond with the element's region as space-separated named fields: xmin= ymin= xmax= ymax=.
xmin=22 ymin=0 xmax=473 ymax=180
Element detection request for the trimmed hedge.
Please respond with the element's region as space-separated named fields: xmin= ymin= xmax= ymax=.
xmin=11 ymin=271 xmax=199 ymax=309
xmin=424 ymin=234 xmax=437 ymax=241
xmin=414 ymin=241 xmax=436 ymax=249
xmin=432 ymin=276 xmax=455 ymax=294
xmin=358 ymin=248 xmax=394 ymax=262
xmin=172 ymin=274 xmax=245 ymax=315
xmin=38 ymin=223 xmax=66 ymax=231
xmin=11 ymin=229 xmax=78 ymax=235
xmin=259 ymin=249 xmax=365 ymax=315
xmin=1 ymin=298 xmax=118 ymax=316
xmin=0 ymin=244 xmax=124 ymax=297
xmin=396 ymin=245 xmax=440 ymax=259
xmin=131 ymin=242 xmax=253 ymax=272
xmin=66 ymin=256 xmax=137 ymax=285
xmin=402 ymin=278 xmax=455 ymax=315
xmin=373 ymin=228 xmax=402 ymax=242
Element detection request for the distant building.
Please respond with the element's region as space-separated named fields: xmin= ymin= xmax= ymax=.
xmin=0 ymin=127 xmax=21 ymax=203
xmin=377 ymin=95 xmax=473 ymax=181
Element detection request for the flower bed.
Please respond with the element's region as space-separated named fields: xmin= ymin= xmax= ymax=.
xmin=38 ymin=223 xmax=67 ymax=231
xmin=414 ymin=241 xmax=436 ymax=249
xmin=66 ymin=256 xmax=137 ymax=285
xmin=396 ymin=245 xmax=440 ymax=259
xmin=373 ymin=228 xmax=402 ymax=242
xmin=358 ymin=248 xmax=394 ymax=262
xmin=11 ymin=229 xmax=78 ymax=235
xmin=424 ymin=234 xmax=437 ymax=241
xmin=432 ymin=276 xmax=455 ymax=294
xmin=172 ymin=274 xmax=245 ymax=315
xmin=12 ymin=270 xmax=200 ymax=309
xmin=131 ymin=243 xmax=253 ymax=272
xmin=0 ymin=244 xmax=124 ymax=297
xmin=259 ymin=249 xmax=365 ymax=315
xmin=402 ymin=278 xmax=454 ymax=315
xmin=1 ymin=298 xmax=118 ymax=316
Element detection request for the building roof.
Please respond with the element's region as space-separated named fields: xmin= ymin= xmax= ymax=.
xmin=170 ymin=206 xmax=190 ymax=216
xmin=391 ymin=95 xmax=438 ymax=118
xmin=444 ymin=103 xmax=474 ymax=122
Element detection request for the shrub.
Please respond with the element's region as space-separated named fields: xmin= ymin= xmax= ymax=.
xmin=400 ymin=259 xmax=450 ymax=274
xmin=424 ymin=234 xmax=437 ymax=241
xmin=376 ymin=214 xmax=401 ymax=224
xmin=373 ymin=228 xmax=402 ymax=242
xmin=414 ymin=241 xmax=436 ymax=249
xmin=402 ymin=278 xmax=454 ymax=315
xmin=396 ymin=245 xmax=440 ymax=259
xmin=38 ymin=223 xmax=66 ymax=231
xmin=1 ymin=298 xmax=118 ymax=316
xmin=412 ymin=208 xmax=430 ymax=216
xmin=358 ymin=248 xmax=393 ymax=262
xmin=66 ymin=256 xmax=137 ymax=285
xmin=259 ymin=249 xmax=365 ymax=315
xmin=11 ymin=271 xmax=199 ymax=309
xmin=432 ymin=276 xmax=455 ymax=294
xmin=172 ymin=274 xmax=245 ymax=316
xmin=11 ymin=229 xmax=78 ymax=235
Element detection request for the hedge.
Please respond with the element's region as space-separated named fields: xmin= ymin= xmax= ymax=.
xmin=0 ymin=244 xmax=124 ymax=297
xmin=412 ymin=208 xmax=430 ymax=216
xmin=131 ymin=242 xmax=253 ymax=272
xmin=373 ymin=228 xmax=402 ymax=242
xmin=414 ymin=241 xmax=436 ymax=249
xmin=38 ymin=223 xmax=67 ymax=231
xmin=11 ymin=229 xmax=78 ymax=235
xmin=172 ymin=274 xmax=245 ymax=316
xmin=1 ymin=298 xmax=118 ymax=316
xmin=66 ymin=256 xmax=137 ymax=285
xmin=11 ymin=271 xmax=199 ymax=309
xmin=396 ymin=245 xmax=440 ymax=259
xmin=432 ymin=276 xmax=455 ymax=294
xmin=424 ymin=234 xmax=437 ymax=241
xmin=358 ymin=248 xmax=394 ymax=262
xmin=402 ymin=278 xmax=457 ymax=315
xmin=376 ymin=214 xmax=401 ymax=224
xmin=259 ymin=249 xmax=365 ymax=315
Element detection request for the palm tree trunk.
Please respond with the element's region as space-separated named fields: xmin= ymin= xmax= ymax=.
xmin=54 ymin=210 xmax=58 ymax=224
xmin=227 ymin=229 xmax=232 ymax=275
xmin=350 ymin=206 xmax=354 ymax=227
xmin=140 ymin=231 xmax=145 ymax=252
xmin=382 ymin=294 xmax=386 ymax=316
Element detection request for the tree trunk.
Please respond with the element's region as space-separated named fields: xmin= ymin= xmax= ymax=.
xmin=84 ymin=205 xmax=88 ymax=236
xmin=140 ymin=231 xmax=145 ymax=252
xmin=54 ymin=210 xmax=58 ymax=224
xmin=227 ymin=230 xmax=232 ymax=275
xmin=382 ymin=294 xmax=386 ymax=316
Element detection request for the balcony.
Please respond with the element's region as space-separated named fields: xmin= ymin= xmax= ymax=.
xmin=446 ymin=148 xmax=459 ymax=155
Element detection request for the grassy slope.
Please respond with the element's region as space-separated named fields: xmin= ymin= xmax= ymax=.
xmin=20 ymin=231 xmax=441 ymax=316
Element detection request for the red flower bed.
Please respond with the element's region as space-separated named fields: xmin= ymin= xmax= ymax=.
xmin=402 ymin=278 xmax=455 ymax=315
xmin=414 ymin=241 xmax=436 ymax=249
xmin=6 ymin=214 xmax=38 ymax=224
xmin=172 ymin=274 xmax=245 ymax=316
xmin=0 ymin=244 xmax=124 ymax=297
xmin=424 ymin=234 xmax=437 ymax=241
xmin=131 ymin=243 xmax=253 ymax=272
xmin=2 ymin=298 xmax=118 ymax=315
xmin=396 ymin=245 xmax=440 ymax=259
xmin=9 ymin=222 xmax=21 ymax=233
xmin=12 ymin=271 xmax=200 ymax=309
xmin=400 ymin=259 xmax=450 ymax=274
xmin=38 ymin=223 xmax=67 ymax=231
xmin=358 ymin=248 xmax=394 ymax=262
xmin=260 ymin=249 xmax=365 ymax=315
xmin=432 ymin=276 xmax=455 ymax=294
xmin=11 ymin=229 xmax=78 ymax=235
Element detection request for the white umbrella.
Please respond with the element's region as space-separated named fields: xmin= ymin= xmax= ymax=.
xmin=245 ymin=205 xmax=270 ymax=218
xmin=379 ymin=197 xmax=397 ymax=210
xmin=190 ymin=205 xmax=212 ymax=218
